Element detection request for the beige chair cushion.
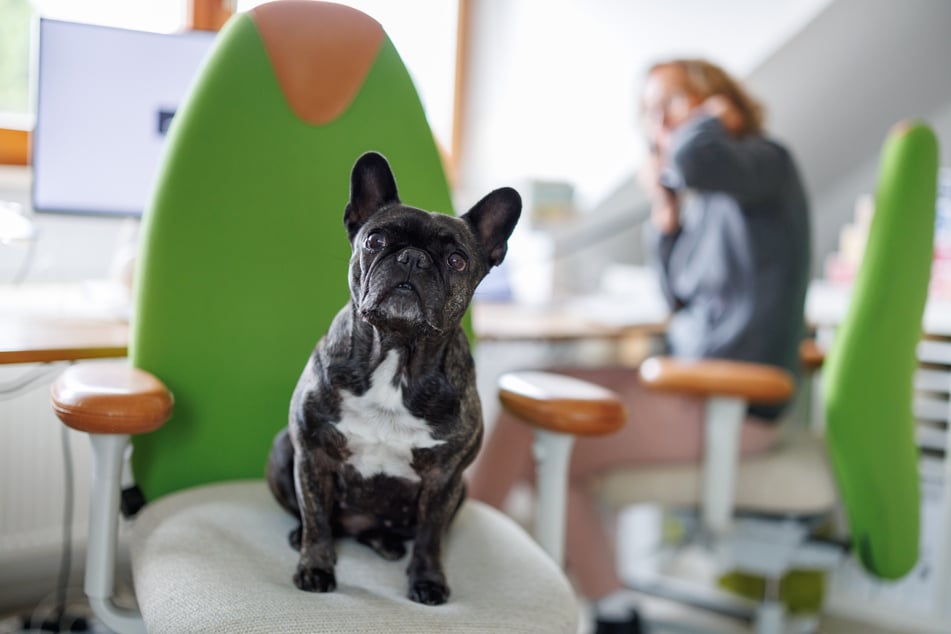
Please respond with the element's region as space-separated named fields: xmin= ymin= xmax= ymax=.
xmin=131 ymin=480 xmax=577 ymax=633
xmin=595 ymin=428 xmax=838 ymax=515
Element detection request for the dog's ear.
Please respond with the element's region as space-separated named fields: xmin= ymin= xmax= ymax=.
xmin=462 ymin=187 xmax=521 ymax=268
xmin=344 ymin=152 xmax=400 ymax=240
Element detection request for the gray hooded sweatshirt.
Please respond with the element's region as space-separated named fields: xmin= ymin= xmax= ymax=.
xmin=649 ymin=114 xmax=811 ymax=420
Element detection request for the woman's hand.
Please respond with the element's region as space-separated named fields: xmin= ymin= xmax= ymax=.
xmin=638 ymin=151 xmax=680 ymax=235
xmin=650 ymin=190 xmax=680 ymax=235
xmin=700 ymin=94 xmax=744 ymax=135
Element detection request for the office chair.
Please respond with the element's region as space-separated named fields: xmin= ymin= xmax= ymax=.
xmin=49 ymin=3 xmax=578 ymax=632
xmin=821 ymin=120 xmax=938 ymax=579
xmin=497 ymin=120 xmax=939 ymax=633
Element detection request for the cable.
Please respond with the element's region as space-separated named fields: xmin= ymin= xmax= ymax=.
xmin=0 ymin=365 xmax=62 ymax=401
xmin=53 ymin=424 xmax=75 ymax=631
xmin=16 ymin=390 xmax=88 ymax=632
xmin=2 ymin=363 xmax=88 ymax=631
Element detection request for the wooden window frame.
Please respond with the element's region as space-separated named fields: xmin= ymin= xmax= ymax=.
xmin=0 ymin=0 xmax=233 ymax=167
xmin=0 ymin=128 xmax=28 ymax=166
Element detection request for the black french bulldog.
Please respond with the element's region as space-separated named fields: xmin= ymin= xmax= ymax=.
xmin=267 ymin=151 xmax=521 ymax=605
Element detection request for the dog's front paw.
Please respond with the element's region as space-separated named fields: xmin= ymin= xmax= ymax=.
xmin=294 ymin=565 xmax=336 ymax=593
xmin=409 ymin=579 xmax=449 ymax=605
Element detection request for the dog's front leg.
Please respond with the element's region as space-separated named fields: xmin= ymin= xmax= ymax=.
xmin=407 ymin=473 xmax=464 ymax=605
xmin=292 ymin=448 xmax=338 ymax=592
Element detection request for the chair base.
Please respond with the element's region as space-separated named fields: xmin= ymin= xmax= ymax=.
xmin=619 ymin=512 xmax=843 ymax=634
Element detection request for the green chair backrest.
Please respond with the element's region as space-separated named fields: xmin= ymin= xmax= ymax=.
xmin=130 ymin=1 xmax=454 ymax=503
xmin=822 ymin=121 xmax=939 ymax=579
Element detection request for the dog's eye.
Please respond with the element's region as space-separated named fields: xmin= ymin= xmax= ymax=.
xmin=364 ymin=232 xmax=387 ymax=252
xmin=447 ymin=252 xmax=468 ymax=272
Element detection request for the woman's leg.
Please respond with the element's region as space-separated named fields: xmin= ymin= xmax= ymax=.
xmin=468 ymin=365 xmax=781 ymax=600
xmin=558 ymin=367 xmax=778 ymax=598
xmin=466 ymin=406 xmax=536 ymax=509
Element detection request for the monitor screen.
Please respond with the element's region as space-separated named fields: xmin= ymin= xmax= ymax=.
xmin=32 ymin=19 xmax=216 ymax=217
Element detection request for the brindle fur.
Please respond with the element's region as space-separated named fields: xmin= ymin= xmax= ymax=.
xmin=266 ymin=152 xmax=520 ymax=605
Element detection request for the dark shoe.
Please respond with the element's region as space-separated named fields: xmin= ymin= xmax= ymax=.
xmin=594 ymin=609 xmax=644 ymax=634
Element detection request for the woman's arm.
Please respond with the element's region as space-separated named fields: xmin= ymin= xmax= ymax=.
xmin=639 ymin=150 xmax=685 ymax=311
xmin=661 ymin=109 xmax=790 ymax=203
xmin=650 ymin=228 xmax=685 ymax=312
xmin=638 ymin=151 xmax=681 ymax=235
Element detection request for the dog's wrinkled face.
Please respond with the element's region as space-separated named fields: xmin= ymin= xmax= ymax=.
xmin=344 ymin=152 xmax=520 ymax=338
xmin=350 ymin=208 xmax=480 ymax=337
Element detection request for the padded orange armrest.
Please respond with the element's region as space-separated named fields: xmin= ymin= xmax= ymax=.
xmin=51 ymin=361 xmax=174 ymax=434
xmin=638 ymin=356 xmax=793 ymax=404
xmin=498 ymin=371 xmax=626 ymax=436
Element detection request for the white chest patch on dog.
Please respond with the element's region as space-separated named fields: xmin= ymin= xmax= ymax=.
xmin=336 ymin=350 xmax=444 ymax=481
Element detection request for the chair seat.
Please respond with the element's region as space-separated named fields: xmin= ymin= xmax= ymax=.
xmin=595 ymin=427 xmax=837 ymax=515
xmin=130 ymin=481 xmax=577 ymax=633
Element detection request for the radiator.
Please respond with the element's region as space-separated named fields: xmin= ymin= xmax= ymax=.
xmin=0 ymin=363 xmax=92 ymax=569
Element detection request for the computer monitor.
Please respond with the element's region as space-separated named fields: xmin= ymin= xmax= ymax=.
xmin=31 ymin=18 xmax=216 ymax=217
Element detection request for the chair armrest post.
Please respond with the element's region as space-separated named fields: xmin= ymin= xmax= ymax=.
xmin=701 ymin=396 xmax=745 ymax=536
xmin=638 ymin=357 xmax=791 ymax=537
xmin=86 ymin=433 xmax=145 ymax=634
xmin=532 ymin=430 xmax=575 ymax=567
xmin=497 ymin=370 xmax=625 ymax=566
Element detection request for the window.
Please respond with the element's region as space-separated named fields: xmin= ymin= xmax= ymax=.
xmin=0 ymin=0 xmax=32 ymax=128
xmin=0 ymin=0 xmax=194 ymax=165
xmin=0 ymin=0 xmax=32 ymax=163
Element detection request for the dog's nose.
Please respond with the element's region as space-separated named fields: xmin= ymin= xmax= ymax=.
xmin=396 ymin=247 xmax=432 ymax=270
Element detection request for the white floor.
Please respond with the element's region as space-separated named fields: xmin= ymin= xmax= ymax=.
xmin=576 ymin=592 xmax=925 ymax=634
xmin=586 ymin=504 xmax=939 ymax=634
xmin=0 ymin=580 xmax=929 ymax=634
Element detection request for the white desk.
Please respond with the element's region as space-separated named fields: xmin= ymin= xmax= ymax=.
xmin=480 ymin=277 xmax=951 ymax=343
xmin=472 ymin=299 xmax=667 ymax=342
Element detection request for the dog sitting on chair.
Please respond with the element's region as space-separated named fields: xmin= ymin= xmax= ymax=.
xmin=267 ymin=151 xmax=520 ymax=605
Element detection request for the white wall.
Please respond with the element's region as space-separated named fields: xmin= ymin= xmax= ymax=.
xmin=811 ymin=99 xmax=951 ymax=278
xmin=747 ymin=0 xmax=951 ymax=275
xmin=453 ymin=0 xmax=834 ymax=298
xmin=457 ymin=0 xmax=951 ymax=288
xmin=5 ymin=0 xmax=948 ymax=287
xmin=455 ymin=0 xmax=831 ymax=212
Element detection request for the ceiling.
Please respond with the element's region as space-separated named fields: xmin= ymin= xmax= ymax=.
xmin=746 ymin=0 xmax=951 ymax=197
